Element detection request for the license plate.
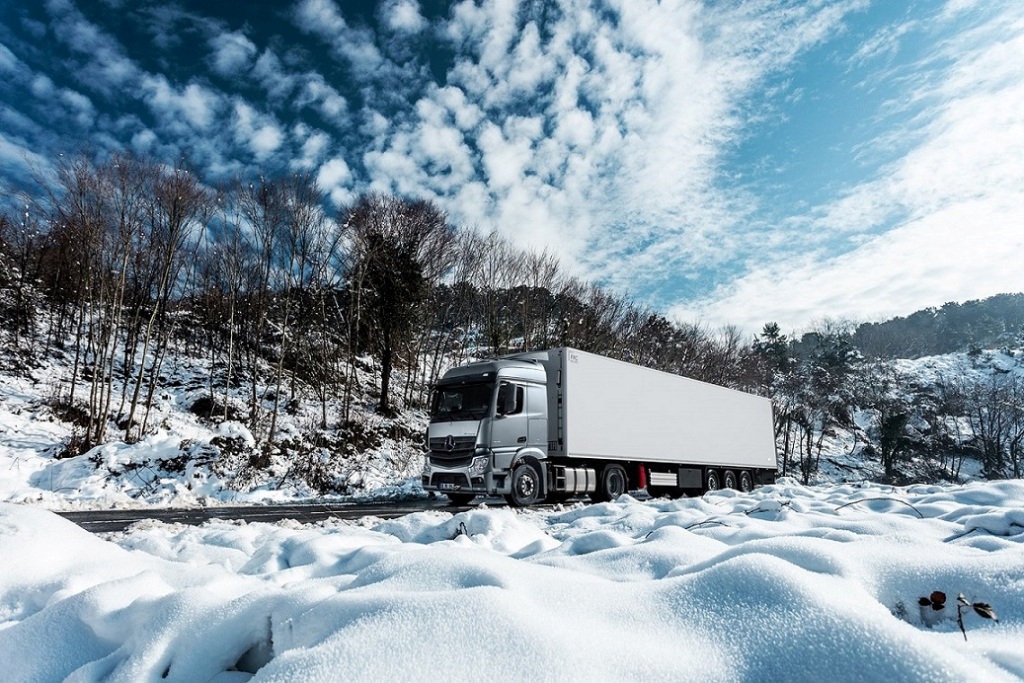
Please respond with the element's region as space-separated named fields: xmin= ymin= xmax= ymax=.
xmin=439 ymin=483 xmax=457 ymax=491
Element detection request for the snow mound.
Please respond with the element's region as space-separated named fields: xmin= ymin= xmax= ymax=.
xmin=2 ymin=480 xmax=1024 ymax=681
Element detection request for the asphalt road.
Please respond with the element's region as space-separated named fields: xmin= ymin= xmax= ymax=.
xmin=56 ymin=499 xmax=472 ymax=533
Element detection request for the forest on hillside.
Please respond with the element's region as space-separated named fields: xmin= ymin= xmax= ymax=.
xmin=1 ymin=151 xmax=1023 ymax=487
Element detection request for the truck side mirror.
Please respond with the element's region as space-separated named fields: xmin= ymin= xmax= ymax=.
xmin=496 ymin=383 xmax=513 ymax=416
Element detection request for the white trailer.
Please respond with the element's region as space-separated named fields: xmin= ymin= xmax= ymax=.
xmin=422 ymin=347 xmax=777 ymax=506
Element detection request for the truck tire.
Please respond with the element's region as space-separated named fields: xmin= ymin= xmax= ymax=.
xmin=705 ymin=469 xmax=721 ymax=492
xmin=722 ymin=470 xmax=738 ymax=490
xmin=739 ymin=471 xmax=754 ymax=493
xmin=506 ymin=462 xmax=542 ymax=507
xmin=446 ymin=493 xmax=476 ymax=506
xmin=592 ymin=464 xmax=628 ymax=502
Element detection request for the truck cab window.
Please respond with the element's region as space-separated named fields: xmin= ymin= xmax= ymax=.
xmin=496 ymin=382 xmax=524 ymax=416
xmin=430 ymin=382 xmax=494 ymax=422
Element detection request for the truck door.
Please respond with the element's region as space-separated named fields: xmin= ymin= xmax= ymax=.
xmin=491 ymin=381 xmax=527 ymax=454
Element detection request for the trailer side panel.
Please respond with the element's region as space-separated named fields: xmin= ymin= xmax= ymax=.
xmin=541 ymin=348 xmax=775 ymax=470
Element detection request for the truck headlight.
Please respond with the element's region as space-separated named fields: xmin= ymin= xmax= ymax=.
xmin=469 ymin=455 xmax=489 ymax=476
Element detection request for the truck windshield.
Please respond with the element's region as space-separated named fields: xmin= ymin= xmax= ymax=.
xmin=430 ymin=382 xmax=494 ymax=422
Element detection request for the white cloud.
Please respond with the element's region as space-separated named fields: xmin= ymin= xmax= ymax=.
xmin=0 ymin=42 xmax=20 ymax=72
xmin=141 ymin=75 xmax=220 ymax=130
xmin=59 ymin=88 xmax=95 ymax=128
xmin=477 ymin=122 xmax=530 ymax=189
xmin=293 ymin=0 xmax=383 ymax=75
xmin=677 ymin=197 xmax=1024 ymax=333
xmin=679 ymin=4 xmax=1024 ymax=333
xmin=416 ymin=0 xmax=864 ymax=298
xmin=131 ymin=128 xmax=157 ymax=151
xmin=295 ymin=73 xmax=348 ymax=123
xmin=209 ymin=30 xmax=257 ymax=77
xmin=30 ymin=74 xmax=54 ymax=98
xmin=382 ymin=0 xmax=428 ymax=34
xmin=317 ymin=157 xmax=353 ymax=205
xmin=434 ymin=85 xmax=482 ymax=131
xmin=254 ymin=49 xmax=296 ymax=101
xmin=0 ymin=131 xmax=49 ymax=178
xmin=233 ymin=99 xmax=284 ymax=160
xmin=293 ymin=0 xmax=347 ymax=35
xmin=46 ymin=0 xmax=141 ymax=94
xmin=27 ymin=75 xmax=94 ymax=128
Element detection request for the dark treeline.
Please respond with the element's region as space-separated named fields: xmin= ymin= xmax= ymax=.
xmin=1 ymin=150 xmax=1022 ymax=486
xmin=845 ymin=294 xmax=1024 ymax=359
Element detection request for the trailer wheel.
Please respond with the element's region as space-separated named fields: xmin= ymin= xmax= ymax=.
xmin=592 ymin=464 xmax=628 ymax=502
xmin=506 ymin=462 xmax=542 ymax=507
xmin=446 ymin=493 xmax=476 ymax=506
xmin=705 ymin=469 xmax=721 ymax=492
xmin=739 ymin=471 xmax=754 ymax=493
xmin=722 ymin=470 xmax=738 ymax=490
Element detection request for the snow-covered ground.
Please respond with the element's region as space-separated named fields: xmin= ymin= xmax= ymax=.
xmin=2 ymin=480 xmax=1023 ymax=682
xmin=0 ymin=346 xmax=428 ymax=509
xmin=2 ymin=336 xmax=1020 ymax=509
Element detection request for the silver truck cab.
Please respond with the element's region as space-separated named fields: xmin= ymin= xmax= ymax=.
xmin=422 ymin=358 xmax=549 ymax=506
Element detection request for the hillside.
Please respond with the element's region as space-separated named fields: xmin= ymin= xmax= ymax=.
xmin=0 ymin=342 xmax=430 ymax=509
xmin=1 ymin=331 xmax=1020 ymax=508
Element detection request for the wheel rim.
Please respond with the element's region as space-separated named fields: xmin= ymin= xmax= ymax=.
xmin=723 ymin=471 xmax=737 ymax=489
xmin=707 ymin=471 xmax=720 ymax=491
xmin=516 ymin=470 xmax=536 ymax=498
xmin=739 ymin=472 xmax=753 ymax=492
xmin=595 ymin=465 xmax=627 ymax=502
xmin=607 ymin=470 xmax=625 ymax=497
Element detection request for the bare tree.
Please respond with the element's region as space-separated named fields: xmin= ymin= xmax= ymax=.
xmin=265 ymin=171 xmax=330 ymax=440
xmin=237 ymin=175 xmax=286 ymax=434
xmin=341 ymin=194 xmax=456 ymax=415
xmin=125 ymin=159 xmax=210 ymax=441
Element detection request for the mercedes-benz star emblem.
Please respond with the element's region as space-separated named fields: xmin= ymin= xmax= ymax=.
xmin=444 ymin=435 xmax=456 ymax=452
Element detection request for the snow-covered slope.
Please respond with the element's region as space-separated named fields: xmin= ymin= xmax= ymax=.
xmin=0 ymin=344 xmax=429 ymax=509
xmin=1 ymin=340 xmax=1021 ymax=508
xmin=2 ymin=480 xmax=1022 ymax=682
xmin=804 ymin=350 xmax=1024 ymax=485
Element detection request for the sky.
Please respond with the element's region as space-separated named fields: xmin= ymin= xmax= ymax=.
xmin=3 ymin=482 xmax=1024 ymax=682
xmin=0 ymin=0 xmax=1022 ymax=334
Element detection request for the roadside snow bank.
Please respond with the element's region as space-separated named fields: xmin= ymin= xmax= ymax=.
xmin=2 ymin=481 xmax=1023 ymax=681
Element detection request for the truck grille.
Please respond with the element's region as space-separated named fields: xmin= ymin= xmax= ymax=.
xmin=428 ymin=435 xmax=476 ymax=455
xmin=429 ymin=454 xmax=474 ymax=468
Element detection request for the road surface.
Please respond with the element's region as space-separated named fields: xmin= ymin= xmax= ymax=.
xmin=56 ymin=499 xmax=473 ymax=533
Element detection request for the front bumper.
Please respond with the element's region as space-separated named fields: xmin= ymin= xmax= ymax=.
xmin=422 ymin=454 xmax=508 ymax=496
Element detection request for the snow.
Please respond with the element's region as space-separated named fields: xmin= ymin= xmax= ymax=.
xmin=1 ymin=331 xmax=1022 ymax=679
xmin=0 ymin=347 xmax=429 ymax=509
xmin=2 ymin=480 xmax=1023 ymax=682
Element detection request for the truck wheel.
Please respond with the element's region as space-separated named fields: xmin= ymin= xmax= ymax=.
xmin=506 ymin=462 xmax=541 ymax=507
xmin=739 ymin=471 xmax=754 ymax=493
xmin=722 ymin=470 xmax=738 ymax=490
xmin=705 ymin=469 xmax=721 ymax=492
xmin=446 ymin=493 xmax=476 ymax=506
xmin=592 ymin=464 xmax=628 ymax=502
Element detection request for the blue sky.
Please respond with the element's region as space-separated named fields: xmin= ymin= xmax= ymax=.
xmin=1 ymin=0 xmax=1022 ymax=334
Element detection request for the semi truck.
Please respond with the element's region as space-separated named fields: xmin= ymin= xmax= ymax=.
xmin=422 ymin=347 xmax=777 ymax=507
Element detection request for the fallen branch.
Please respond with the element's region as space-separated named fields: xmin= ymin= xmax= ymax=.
xmin=834 ymin=497 xmax=924 ymax=518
